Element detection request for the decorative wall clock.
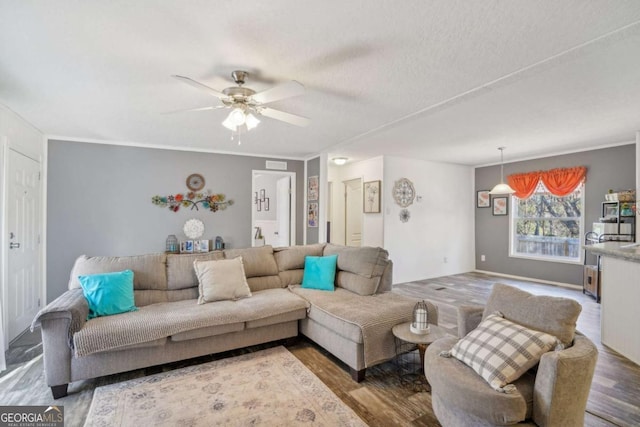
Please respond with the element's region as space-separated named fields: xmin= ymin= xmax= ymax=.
xmin=393 ymin=178 xmax=415 ymax=207
xmin=183 ymin=218 xmax=205 ymax=239
xmin=186 ymin=173 xmax=205 ymax=191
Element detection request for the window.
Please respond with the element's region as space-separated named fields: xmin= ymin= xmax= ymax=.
xmin=509 ymin=182 xmax=584 ymax=263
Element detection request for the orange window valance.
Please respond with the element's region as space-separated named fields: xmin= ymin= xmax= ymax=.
xmin=507 ymin=166 xmax=586 ymax=199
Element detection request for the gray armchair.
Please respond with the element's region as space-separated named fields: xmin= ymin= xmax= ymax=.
xmin=424 ymin=284 xmax=598 ymax=427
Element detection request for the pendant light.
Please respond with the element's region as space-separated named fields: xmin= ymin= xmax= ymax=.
xmin=489 ymin=147 xmax=516 ymax=195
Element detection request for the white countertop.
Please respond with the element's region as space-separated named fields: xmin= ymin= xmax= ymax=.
xmin=585 ymin=242 xmax=640 ymax=263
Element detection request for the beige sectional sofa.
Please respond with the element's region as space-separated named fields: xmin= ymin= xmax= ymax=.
xmin=33 ymin=243 xmax=438 ymax=399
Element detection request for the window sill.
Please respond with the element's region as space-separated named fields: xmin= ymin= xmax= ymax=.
xmin=509 ymin=253 xmax=583 ymax=265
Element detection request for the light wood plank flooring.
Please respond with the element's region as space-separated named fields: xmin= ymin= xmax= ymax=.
xmin=2 ymin=272 xmax=639 ymax=426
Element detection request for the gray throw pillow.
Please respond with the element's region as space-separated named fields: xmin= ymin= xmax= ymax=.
xmin=194 ymin=257 xmax=252 ymax=304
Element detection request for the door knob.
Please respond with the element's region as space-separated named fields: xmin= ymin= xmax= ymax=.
xmin=9 ymin=242 xmax=20 ymax=249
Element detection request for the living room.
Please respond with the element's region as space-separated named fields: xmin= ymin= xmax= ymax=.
xmin=2 ymin=2 xmax=640 ymax=426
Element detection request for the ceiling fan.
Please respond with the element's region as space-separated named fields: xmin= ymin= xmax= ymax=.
xmin=171 ymin=70 xmax=310 ymax=133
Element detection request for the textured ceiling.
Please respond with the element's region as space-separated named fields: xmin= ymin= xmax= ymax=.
xmin=1 ymin=1 xmax=640 ymax=165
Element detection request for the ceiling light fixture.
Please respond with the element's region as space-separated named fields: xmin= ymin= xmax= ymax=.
xmin=221 ymin=105 xmax=261 ymax=133
xmin=332 ymin=157 xmax=348 ymax=166
xmin=489 ymin=147 xmax=515 ymax=195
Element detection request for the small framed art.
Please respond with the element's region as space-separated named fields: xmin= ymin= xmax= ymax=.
xmin=363 ymin=180 xmax=381 ymax=213
xmin=477 ymin=190 xmax=490 ymax=208
xmin=492 ymin=197 xmax=508 ymax=216
xmin=308 ymin=176 xmax=319 ymax=201
xmin=308 ymin=202 xmax=318 ymax=227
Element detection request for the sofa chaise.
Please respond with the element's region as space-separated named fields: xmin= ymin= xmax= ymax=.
xmin=33 ymin=243 xmax=438 ymax=399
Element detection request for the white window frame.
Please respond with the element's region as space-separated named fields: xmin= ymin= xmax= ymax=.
xmin=508 ymin=183 xmax=585 ymax=265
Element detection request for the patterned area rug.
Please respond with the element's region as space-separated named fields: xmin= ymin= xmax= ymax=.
xmin=84 ymin=346 xmax=366 ymax=426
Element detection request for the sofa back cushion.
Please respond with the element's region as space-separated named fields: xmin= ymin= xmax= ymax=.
xmin=224 ymin=245 xmax=282 ymax=291
xmin=274 ymin=244 xmax=326 ymax=271
xmin=483 ymin=283 xmax=582 ymax=347
xmin=166 ymin=252 xmax=224 ymax=290
xmin=69 ymin=253 xmax=167 ymax=291
xmin=323 ymin=244 xmax=390 ymax=296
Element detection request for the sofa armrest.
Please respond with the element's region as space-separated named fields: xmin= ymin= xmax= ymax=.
xmin=377 ymin=260 xmax=393 ymax=293
xmin=32 ymin=288 xmax=89 ymax=344
xmin=533 ymin=333 xmax=598 ymax=427
xmin=457 ymin=305 xmax=484 ymax=338
xmin=31 ymin=289 xmax=88 ymax=388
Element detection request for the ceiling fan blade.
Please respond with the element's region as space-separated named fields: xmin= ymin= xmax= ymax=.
xmin=172 ymin=75 xmax=228 ymax=99
xmin=161 ymin=106 xmax=225 ymax=115
xmin=260 ymin=107 xmax=310 ymax=127
xmin=251 ymin=81 xmax=305 ymax=104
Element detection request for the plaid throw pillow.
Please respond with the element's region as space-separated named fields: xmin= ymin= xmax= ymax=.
xmin=442 ymin=312 xmax=560 ymax=393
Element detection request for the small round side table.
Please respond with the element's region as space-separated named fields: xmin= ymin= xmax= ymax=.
xmin=392 ymin=322 xmax=449 ymax=391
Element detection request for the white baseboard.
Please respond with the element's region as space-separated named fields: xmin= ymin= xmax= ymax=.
xmin=473 ymin=270 xmax=582 ymax=291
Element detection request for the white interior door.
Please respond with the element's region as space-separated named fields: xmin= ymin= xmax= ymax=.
xmin=344 ymin=178 xmax=362 ymax=247
xmin=276 ymin=176 xmax=291 ymax=246
xmin=252 ymin=170 xmax=296 ymax=247
xmin=7 ymin=149 xmax=41 ymax=342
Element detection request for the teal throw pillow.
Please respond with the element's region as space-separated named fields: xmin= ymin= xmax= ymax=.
xmin=301 ymin=255 xmax=338 ymax=291
xmin=78 ymin=270 xmax=138 ymax=319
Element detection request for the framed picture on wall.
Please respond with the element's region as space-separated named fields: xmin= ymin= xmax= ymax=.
xmin=308 ymin=176 xmax=319 ymax=201
xmin=492 ymin=197 xmax=508 ymax=216
xmin=363 ymin=180 xmax=381 ymax=213
xmin=308 ymin=202 xmax=318 ymax=227
xmin=477 ymin=190 xmax=490 ymax=208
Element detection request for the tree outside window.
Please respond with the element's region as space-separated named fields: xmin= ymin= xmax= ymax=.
xmin=510 ymin=182 xmax=583 ymax=263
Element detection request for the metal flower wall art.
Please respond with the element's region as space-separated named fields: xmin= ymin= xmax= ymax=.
xmin=152 ymin=190 xmax=234 ymax=213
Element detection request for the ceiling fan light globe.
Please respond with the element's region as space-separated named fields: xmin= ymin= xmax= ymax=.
xmin=222 ymin=116 xmax=238 ymax=131
xmin=245 ymin=113 xmax=260 ymax=130
xmin=228 ymin=108 xmax=246 ymax=126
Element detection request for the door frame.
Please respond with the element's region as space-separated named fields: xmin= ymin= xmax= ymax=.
xmin=1 ymin=139 xmax=45 ymax=349
xmin=250 ymin=170 xmax=297 ymax=247
xmin=343 ymin=177 xmax=363 ymax=246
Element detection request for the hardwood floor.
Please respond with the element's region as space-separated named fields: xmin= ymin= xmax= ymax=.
xmin=2 ymin=272 xmax=639 ymax=426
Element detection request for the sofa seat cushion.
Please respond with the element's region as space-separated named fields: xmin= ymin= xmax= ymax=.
xmin=73 ymin=289 xmax=308 ymax=357
xmin=425 ymin=336 xmax=534 ymax=426
xmin=289 ymin=286 xmax=429 ymax=367
xmin=170 ymin=322 xmax=245 ymax=342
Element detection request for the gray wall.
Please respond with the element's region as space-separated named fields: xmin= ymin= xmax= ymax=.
xmin=306 ymin=156 xmax=320 ymax=244
xmin=475 ymin=144 xmax=636 ymax=285
xmin=47 ymin=140 xmax=304 ymax=301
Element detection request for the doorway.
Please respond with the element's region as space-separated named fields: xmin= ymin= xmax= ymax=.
xmin=5 ymin=148 xmax=42 ymax=343
xmin=251 ymin=171 xmax=296 ymax=247
xmin=344 ymin=178 xmax=362 ymax=247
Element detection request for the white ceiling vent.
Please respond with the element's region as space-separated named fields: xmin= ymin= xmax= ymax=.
xmin=266 ymin=160 xmax=287 ymax=170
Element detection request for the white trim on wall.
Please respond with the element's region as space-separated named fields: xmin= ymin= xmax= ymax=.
xmin=474 ymin=140 xmax=636 ymax=169
xmin=46 ymin=135 xmax=307 ymax=161
xmin=474 ymin=269 xmax=582 ymax=290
